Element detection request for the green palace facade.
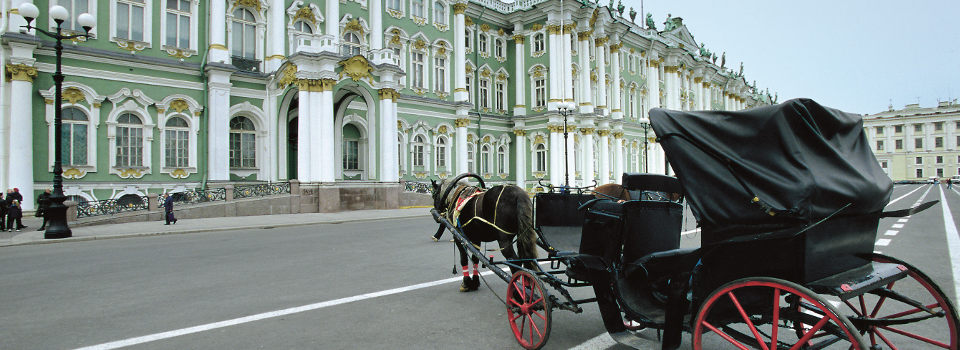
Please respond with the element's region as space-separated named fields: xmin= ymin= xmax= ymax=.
xmin=1 ymin=0 xmax=774 ymax=210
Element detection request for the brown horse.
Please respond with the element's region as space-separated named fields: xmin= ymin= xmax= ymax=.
xmin=593 ymin=183 xmax=631 ymax=202
xmin=431 ymin=174 xmax=540 ymax=292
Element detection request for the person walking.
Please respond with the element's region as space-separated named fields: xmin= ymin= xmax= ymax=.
xmin=36 ymin=188 xmax=51 ymax=231
xmin=0 ymin=191 xmax=8 ymax=231
xmin=163 ymin=194 xmax=177 ymax=225
xmin=6 ymin=189 xmax=25 ymax=229
xmin=7 ymin=199 xmax=23 ymax=232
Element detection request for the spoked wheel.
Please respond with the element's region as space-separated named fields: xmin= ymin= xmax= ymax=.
xmin=837 ymin=254 xmax=959 ymax=349
xmin=693 ymin=277 xmax=865 ymax=349
xmin=506 ymin=270 xmax=552 ymax=350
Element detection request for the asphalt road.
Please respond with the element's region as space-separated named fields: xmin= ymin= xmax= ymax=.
xmin=0 ymin=183 xmax=957 ymax=349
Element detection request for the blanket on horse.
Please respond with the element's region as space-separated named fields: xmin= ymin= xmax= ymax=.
xmin=449 ymin=185 xmax=520 ymax=237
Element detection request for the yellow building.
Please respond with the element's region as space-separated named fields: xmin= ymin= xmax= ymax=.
xmin=863 ymin=100 xmax=960 ymax=181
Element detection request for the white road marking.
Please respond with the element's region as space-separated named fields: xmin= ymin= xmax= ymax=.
xmin=681 ymin=228 xmax=700 ymax=236
xmin=898 ymin=219 xmax=909 ymax=223
xmin=938 ymin=186 xmax=960 ymax=305
xmin=568 ymin=332 xmax=618 ymax=350
xmin=892 ymin=224 xmax=904 ymax=229
xmin=888 ymin=185 xmax=925 ymax=206
xmin=876 ymin=238 xmax=892 ymax=246
xmin=884 ymin=230 xmax=899 ymax=236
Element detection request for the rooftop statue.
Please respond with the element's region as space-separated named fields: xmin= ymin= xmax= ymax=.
xmin=712 ymin=53 xmax=717 ymax=64
xmin=617 ymin=0 xmax=625 ymax=15
xmin=699 ymin=43 xmax=707 ymax=58
xmin=629 ymin=7 xmax=637 ymax=22
xmin=646 ymin=13 xmax=656 ymax=30
xmin=720 ymin=52 xmax=726 ymax=68
xmin=738 ymin=62 xmax=744 ymax=76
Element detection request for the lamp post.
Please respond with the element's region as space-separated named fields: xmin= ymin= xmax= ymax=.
xmin=18 ymin=3 xmax=96 ymax=239
xmin=557 ymin=101 xmax=576 ymax=190
xmin=640 ymin=118 xmax=649 ymax=173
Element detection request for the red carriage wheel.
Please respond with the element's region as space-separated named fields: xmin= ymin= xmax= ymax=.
xmin=506 ymin=270 xmax=552 ymax=350
xmin=693 ymin=277 xmax=865 ymax=349
xmin=837 ymin=254 xmax=959 ymax=349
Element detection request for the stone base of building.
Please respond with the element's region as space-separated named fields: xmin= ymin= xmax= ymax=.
xmin=298 ymin=182 xmax=400 ymax=213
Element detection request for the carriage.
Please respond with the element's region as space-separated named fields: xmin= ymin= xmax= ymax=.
xmin=430 ymin=98 xmax=959 ymax=349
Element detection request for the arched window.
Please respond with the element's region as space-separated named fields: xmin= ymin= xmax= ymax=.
xmin=464 ymin=29 xmax=471 ymax=51
xmin=495 ymin=81 xmax=505 ymax=112
xmin=116 ymin=113 xmax=143 ymax=167
xmin=342 ymin=123 xmax=361 ymax=171
xmin=479 ymin=78 xmax=489 ymax=109
xmin=481 ymin=144 xmax=491 ymax=174
xmin=413 ymin=134 xmax=426 ymax=167
xmin=231 ymin=8 xmax=257 ymax=59
xmin=229 ymin=116 xmax=257 ymax=168
xmin=534 ymin=143 xmax=546 ymax=172
xmin=292 ymin=20 xmax=313 ymax=50
xmin=397 ymin=133 xmax=405 ymax=174
xmin=434 ymin=1 xmax=446 ymax=25
xmin=495 ymin=38 xmax=503 ymax=58
xmin=478 ymin=33 xmax=488 ymax=53
xmin=342 ymin=32 xmax=362 ymax=56
xmin=117 ymin=193 xmax=145 ymax=209
xmin=164 ymin=116 xmax=190 ymax=168
xmin=434 ymin=54 xmax=446 ymax=92
xmin=411 ymin=51 xmax=425 ymax=89
xmin=533 ymin=33 xmax=544 ymax=53
xmin=533 ymin=76 xmax=546 ymax=109
xmin=497 ymin=145 xmax=507 ymax=174
xmin=62 ymin=107 xmax=88 ymax=166
xmin=435 ymin=136 xmax=447 ymax=169
xmin=467 ymin=143 xmax=476 ymax=173
xmin=412 ymin=0 xmax=424 ymax=18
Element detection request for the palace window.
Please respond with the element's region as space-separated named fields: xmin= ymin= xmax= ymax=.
xmin=434 ymin=1 xmax=446 ymax=25
xmin=342 ymin=124 xmax=361 ymax=171
xmin=915 ymin=138 xmax=923 ymax=149
xmin=436 ymin=136 xmax=447 ymax=168
xmin=479 ymin=78 xmax=489 ymax=109
xmin=411 ymin=0 xmax=424 ymax=18
xmin=290 ymin=20 xmax=314 ymax=52
xmin=916 ymin=169 xmax=923 ymax=178
xmin=935 ymin=122 xmax=944 ymax=131
xmin=464 ymin=28 xmax=472 ymax=51
xmin=388 ymin=0 xmax=402 ymax=12
xmin=116 ymin=113 xmax=144 ymax=167
xmin=55 ymin=0 xmax=95 ymax=33
xmin=479 ymin=33 xmax=488 ymax=53
xmin=534 ymin=76 xmax=545 ymax=108
xmin=229 ymin=116 xmax=256 ymax=168
xmin=533 ymin=33 xmax=544 ymax=53
xmin=434 ymin=56 xmax=446 ymax=92
xmin=467 ymin=143 xmax=476 ymax=173
xmin=497 ymin=145 xmax=507 ymax=174
xmin=895 ymin=139 xmax=903 ymax=150
xmin=876 ymin=126 xmax=884 ymax=135
xmin=342 ymin=32 xmax=362 ymax=56
xmin=61 ymin=107 xmax=88 ymax=166
xmin=495 ymin=81 xmax=505 ymax=111
xmin=495 ymin=38 xmax=504 ymax=58
xmin=481 ymin=144 xmax=491 ymax=174
xmin=116 ymin=0 xmax=146 ymax=41
xmin=534 ymin=143 xmax=546 ymax=172
xmin=412 ymin=51 xmax=425 ymax=89
xmin=936 ymin=136 xmax=944 ymax=148
xmin=937 ymin=155 xmax=944 ymax=164
xmin=465 ymin=74 xmax=473 ymax=104
xmin=163 ymin=116 xmax=190 ymax=168
xmin=916 ymin=156 xmax=923 ymax=165
xmin=413 ymin=135 xmax=426 ymax=167
xmin=895 ymin=125 xmax=903 ymax=133
xmin=914 ymin=124 xmax=923 ymax=132
xmin=876 ymin=140 xmax=884 ymax=151
xmin=231 ymin=8 xmax=256 ymax=59
xmin=164 ymin=0 xmax=191 ymax=48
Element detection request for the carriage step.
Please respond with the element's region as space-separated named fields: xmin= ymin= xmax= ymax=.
xmin=807 ymin=261 xmax=908 ymax=299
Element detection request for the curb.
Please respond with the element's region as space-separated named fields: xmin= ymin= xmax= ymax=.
xmin=1 ymin=212 xmax=432 ymax=247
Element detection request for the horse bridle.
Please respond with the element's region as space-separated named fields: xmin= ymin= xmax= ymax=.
xmin=435 ymin=173 xmax=486 ymax=212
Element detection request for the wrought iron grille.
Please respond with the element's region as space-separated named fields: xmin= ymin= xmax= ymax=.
xmin=76 ymin=196 xmax=149 ymax=218
xmin=231 ymin=56 xmax=260 ymax=72
xmin=169 ymin=188 xmax=228 ymax=205
xmin=233 ymin=182 xmax=291 ymax=199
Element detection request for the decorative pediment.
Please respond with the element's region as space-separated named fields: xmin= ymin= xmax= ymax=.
xmin=287 ymin=2 xmax=324 ymax=25
xmin=156 ymin=94 xmax=202 ymax=115
xmin=338 ymin=55 xmax=374 ymax=82
xmin=108 ymin=88 xmax=156 ymax=107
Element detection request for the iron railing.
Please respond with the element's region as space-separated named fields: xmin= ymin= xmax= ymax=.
xmin=76 ymin=196 xmax=149 ymax=218
xmin=403 ymin=181 xmax=433 ymax=194
xmin=233 ymin=182 xmax=291 ymax=199
xmin=170 ymin=187 xmax=227 ymax=205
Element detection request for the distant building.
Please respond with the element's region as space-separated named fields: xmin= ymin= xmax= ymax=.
xmin=864 ymin=100 xmax=960 ymax=181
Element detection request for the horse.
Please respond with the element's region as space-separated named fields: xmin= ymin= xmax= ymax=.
xmin=431 ymin=173 xmax=540 ymax=292
xmin=593 ymin=183 xmax=631 ymax=202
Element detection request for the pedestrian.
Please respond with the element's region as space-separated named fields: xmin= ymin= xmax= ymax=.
xmin=0 ymin=191 xmax=8 ymax=231
xmin=7 ymin=199 xmax=22 ymax=232
xmin=163 ymin=194 xmax=177 ymax=225
xmin=36 ymin=188 xmax=51 ymax=231
xmin=6 ymin=189 xmax=25 ymax=229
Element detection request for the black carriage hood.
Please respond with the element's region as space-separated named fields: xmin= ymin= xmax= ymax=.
xmin=649 ymin=98 xmax=892 ymax=233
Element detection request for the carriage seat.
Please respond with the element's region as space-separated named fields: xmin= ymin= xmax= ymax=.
xmin=534 ymin=192 xmax=595 ymax=256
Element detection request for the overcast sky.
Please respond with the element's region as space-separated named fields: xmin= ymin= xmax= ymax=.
xmin=618 ymin=0 xmax=960 ymax=115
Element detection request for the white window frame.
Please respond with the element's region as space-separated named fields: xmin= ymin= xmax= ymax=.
xmin=497 ymin=144 xmax=507 ymax=175
xmin=478 ymin=32 xmax=488 ymax=54
xmin=226 ymin=4 xmax=266 ymax=68
xmin=433 ymin=1 xmax=446 ymax=26
xmin=532 ymin=32 xmax=545 ymax=54
xmin=412 ymin=50 xmax=426 ymax=90
xmin=229 ymin=116 xmax=258 ymax=169
xmin=534 ymin=143 xmax=547 ymax=173
xmin=110 ymin=0 xmax=152 ymax=47
xmin=162 ymin=115 xmax=192 ymax=169
xmin=411 ymin=0 xmax=424 ymax=19
xmin=106 ymin=90 xmax=155 ymax=178
xmin=52 ymin=0 xmax=99 ymax=36
xmin=388 ymin=0 xmax=403 ymax=13
xmin=160 ymin=0 xmax=198 ymax=53
xmin=495 ymin=80 xmax=505 ymax=112
xmin=412 ymin=134 xmax=427 ymax=167
xmin=479 ymin=77 xmax=490 ymax=110
xmin=40 ymin=83 xmax=103 ymax=176
xmin=481 ymin=144 xmax=492 ymax=174
xmin=435 ymin=135 xmax=448 ymax=170
xmin=434 ymin=53 xmax=447 ymax=93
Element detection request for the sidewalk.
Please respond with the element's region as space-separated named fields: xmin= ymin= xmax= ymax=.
xmin=0 ymin=207 xmax=433 ymax=247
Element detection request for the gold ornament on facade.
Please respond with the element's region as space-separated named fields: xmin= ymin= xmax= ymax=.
xmin=5 ymin=63 xmax=38 ymax=82
xmin=595 ymin=37 xmax=608 ymax=46
xmin=532 ymin=67 xmax=544 ymax=78
xmin=170 ymin=169 xmax=189 ymax=179
xmin=482 ymin=135 xmax=491 ymax=142
xmin=480 ymin=24 xmax=490 ymax=32
xmin=62 ymin=87 xmax=85 ymax=104
xmin=169 ymin=99 xmax=190 ymax=113
xmin=566 ymin=125 xmax=577 ymax=133
xmin=467 ymin=134 xmax=473 ymax=142
xmin=397 ymin=120 xmax=404 ymax=130
xmin=480 ymin=69 xmax=491 ymax=78
xmin=344 ymin=18 xmax=364 ymax=35
xmin=464 ymin=17 xmax=473 ymax=26
xmin=452 ymin=3 xmax=467 ymax=14
xmin=63 ymin=168 xmax=85 ymax=179
xmin=378 ymin=88 xmax=397 ymax=101
xmin=233 ymin=0 xmax=262 ymax=12
xmin=534 ymin=135 xmax=545 ymax=144
xmin=664 ymin=65 xmax=679 ymax=73
xmin=413 ymin=38 xmax=426 ymax=50
xmin=496 ymin=72 xmax=507 ymax=81
xmin=562 ymin=23 xmax=576 ymax=34
xmin=437 ymin=125 xmax=448 ymax=134
xmin=546 ymin=25 xmax=561 ymax=35
xmin=613 ymin=131 xmax=624 ymax=139
xmin=455 ymin=118 xmax=470 ymax=128
xmin=609 ymin=42 xmax=622 ymax=53
xmin=338 ymin=55 xmax=374 ymax=82
xmin=498 ymin=28 xmax=505 ymax=36
xmin=577 ymin=31 xmax=591 ymax=40
xmin=512 ymin=34 xmax=525 ymax=43
xmin=277 ymin=64 xmax=298 ymax=89
xmin=531 ymin=23 xmax=542 ymax=31
xmin=293 ymin=6 xmax=316 ymax=24
xmin=589 ymin=8 xmax=600 ymax=26
xmin=580 ymin=127 xmax=595 ymax=135
xmin=43 ymin=98 xmax=54 ymax=104
xmin=513 ymin=128 xmax=526 ymax=136
xmin=597 ymin=129 xmax=611 ymax=137
xmin=118 ymin=168 xmax=145 ymax=179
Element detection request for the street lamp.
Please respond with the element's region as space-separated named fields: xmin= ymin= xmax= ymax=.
xmin=557 ymin=101 xmax=576 ymax=190
xmin=639 ymin=117 xmax=650 ymax=173
xmin=18 ymin=2 xmax=96 ymax=239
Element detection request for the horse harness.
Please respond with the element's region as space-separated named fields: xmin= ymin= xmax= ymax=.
xmin=447 ymin=185 xmax=518 ymax=237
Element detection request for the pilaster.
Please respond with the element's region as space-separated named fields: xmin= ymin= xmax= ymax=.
xmin=206 ymin=67 xmax=233 ymax=180
xmin=577 ymin=29 xmax=593 ymax=114
xmin=595 ymin=36 xmax=608 ymax=115
xmin=597 ymin=125 xmax=610 ymax=185
xmin=609 ymin=38 xmax=622 ymax=119
xmin=5 ymin=63 xmax=37 ymax=209
xmin=513 ymin=27 xmax=526 ymax=116
xmin=209 ymin=0 xmax=230 ymax=63
xmin=455 ymin=116 xmax=469 ymax=174
xmin=453 ymin=3 xmax=467 ymax=102
xmin=513 ymin=125 xmax=527 ymax=188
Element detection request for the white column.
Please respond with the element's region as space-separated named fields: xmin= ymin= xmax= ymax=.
xmin=209 ymin=0 xmax=229 ymax=63
xmin=370 ymin=0 xmax=383 ymax=51
xmin=547 ymin=23 xmax=561 ymax=110
xmin=609 ymin=39 xmax=622 ymax=119
xmin=561 ymin=24 xmax=573 ymax=105
xmin=7 ymin=64 xmax=36 ymax=210
xmin=613 ymin=131 xmax=624 ymax=183
xmin=513 ymin=29 xmax=525 ymax=115
xmin=318 ymin=79 xmax=336 ymax=182
xmin=595 ymin=38 xmax=607 ymax=113
xmin=582 ymin=127 xmax=595 ymax=185
xmin=703 ymin=83 xmax=712 ymax=110
xmin=647 ymin=60 xmax=660 ymax=110
xmin=577 ymin=30 xmax=593 ymax=114
xmin=455 ymin=116 xmax=468 ymax=174
xmin=325 ymin=0 xmax=340 ymax=52
xmin=379 ymin=88 xmax=398 ymax=181
xmin=265 ymin=0 xmax=285 ymax=72
xmin=207 ymin=69 xmax=232 ymax=180
xmin=453 ymin=5 xmax=467 ymax=102
xmin=297 ymin=83 xmax=313 ymax=181
xmin=514 ymin=128 xmax=526 ymax=189
xmin=598 ymin=128 xmax=610 ymax=184
xmin=549 ymin=125 xmax=561 ymax=186
xmin=308 ymin=82 xmax=324 ymax=181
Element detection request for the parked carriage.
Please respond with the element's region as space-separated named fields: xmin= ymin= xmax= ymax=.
xmin=431 ymin=99 xmax=958 ymax=349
